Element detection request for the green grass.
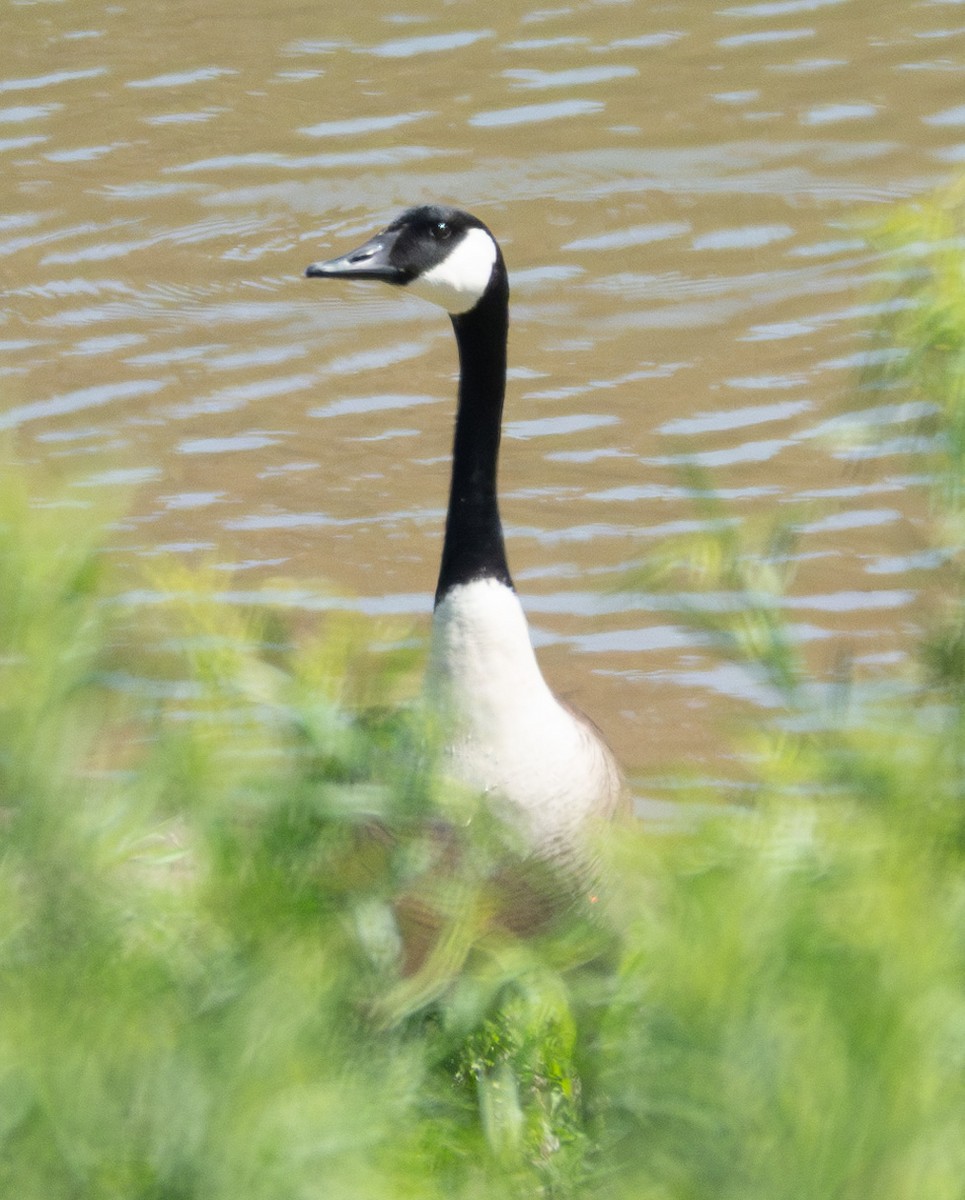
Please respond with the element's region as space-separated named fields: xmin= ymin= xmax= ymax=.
xmin=1 ymin=183 xmax=964 ymax=1199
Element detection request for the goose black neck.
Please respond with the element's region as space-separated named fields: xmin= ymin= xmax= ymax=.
xmin=434 ymin=268 xmax=513 ymax=606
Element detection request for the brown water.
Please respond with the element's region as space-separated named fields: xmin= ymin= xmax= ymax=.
xmin=3 ymin=0 xmax=964 ymax=786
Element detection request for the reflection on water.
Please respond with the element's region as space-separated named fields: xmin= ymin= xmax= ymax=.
xmin=2 ymin=0 xmax=963 ymax=777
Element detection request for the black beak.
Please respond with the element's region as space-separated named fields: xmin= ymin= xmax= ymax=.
xmin=305 ymin=228 xmax=405 ymax=283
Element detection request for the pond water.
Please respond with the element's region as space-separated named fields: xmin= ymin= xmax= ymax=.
xmin=2 ymin=0 xmax=964 ymax=786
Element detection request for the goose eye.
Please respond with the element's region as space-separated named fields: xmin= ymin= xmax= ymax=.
xmin=430 ymin=221 xmax=452 ymax=241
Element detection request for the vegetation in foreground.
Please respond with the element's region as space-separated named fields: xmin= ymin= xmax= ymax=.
xmin=1 ymin=185 xmax=964 ymax=1199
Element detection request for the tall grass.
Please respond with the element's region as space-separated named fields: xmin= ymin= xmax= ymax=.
xmin=1 ymin=183 xmax=963 ymax=1199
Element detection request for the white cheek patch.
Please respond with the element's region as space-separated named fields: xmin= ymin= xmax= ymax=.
xmin=405 ymin=227 xmax=498 ymax=314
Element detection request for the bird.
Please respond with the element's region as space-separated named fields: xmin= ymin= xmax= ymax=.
xmin=305 ymin=205 xmax=624 ymax=866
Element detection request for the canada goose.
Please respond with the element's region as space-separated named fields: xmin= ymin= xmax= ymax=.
xmin=306 ymin=206 xmax=624 ymax=862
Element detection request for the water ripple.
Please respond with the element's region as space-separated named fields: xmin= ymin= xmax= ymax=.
xmin=609 ymin=32 xmax=686 ymax=49
xmin=0 ymin=379 xmax=168 ymax=431
xmin=563 ymin=222 xmax=691 ymax=252
xmin=324 ymin=341 xmax=429 ymax=376
xmin=166 ymin=146 xmax=450 ymax=172
xmin=796 ymin=509 xmax=902 ymax=535
xmin=470 ymin=99 xmax=605 ymax=128
xmin=0 ymin=67 xmax=107 ymax=93
xmin=718 ymin=28 xmax=816 ymax=47
xmin=126 ymin=67 xmax=238 ymax=89
xmin=0 ymin=134 xmax=45 ymax=151
xmin=506 ymin=413 xmax=620 ymax=439
xmin=649 ymin=438 xmax=791 ymax=467
xmin=506 ymin=36 xmax=591 ymax=51
xmin=923 ymin=102 xmax=965 ymax=126
xmin=144 ymin=111 xmax=224 ymax=127
xmin=178 ymin=433 xmax=282 ymax=455
xmin=504 ymin=65 xmax=638 ymax=89
xmin=692 ymin=224 xmax=795 ymax=250
xmin=310 ymin=393 xmax=440 ymax=420
xmin=299 ymin=111 xmax=432 ymax=138
xmin=722 ymin=0 xmax=848 ymax=15
xmin=282 ymin=39 xmax=345 ymax=56
xmin=800 ymin=103 xmax=879 ymax=126
xmin=0 ymin=103 xmax=62 ymax=122
xmin=168 ymin=374 xmax=317 ymax=419
xmin=362 ymin=30 xmax=494 ymax=58
xmin=658 ymin=398 xmax=810 ymax=436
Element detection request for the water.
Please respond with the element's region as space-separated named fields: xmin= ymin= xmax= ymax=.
xmin=2 ymin=0 xmax=963 ymax=779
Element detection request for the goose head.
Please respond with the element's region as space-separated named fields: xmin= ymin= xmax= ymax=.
xmin=305 ymin=205 xmax=505 ymax=316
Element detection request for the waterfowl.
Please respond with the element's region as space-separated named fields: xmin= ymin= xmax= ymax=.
xmin=305 ymin=206 xmax=624 ymax=862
